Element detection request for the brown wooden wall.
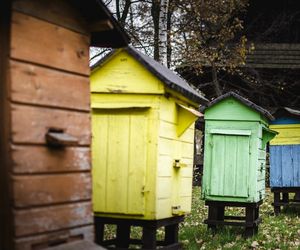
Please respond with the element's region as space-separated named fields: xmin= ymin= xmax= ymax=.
xmin=8 ymin=1 xmax=94 ymax=249
xmin=0 ymin=1 xmax=13 ymax=249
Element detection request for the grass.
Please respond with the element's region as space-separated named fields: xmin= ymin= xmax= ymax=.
xmin=180 ymin=187 xmax=300 ymax=250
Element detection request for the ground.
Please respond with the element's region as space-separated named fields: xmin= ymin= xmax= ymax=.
xmin=180 ymin=187 xmax=300 ymax=250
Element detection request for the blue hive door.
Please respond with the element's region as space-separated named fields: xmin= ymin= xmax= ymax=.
xmin=209 ymin=130 xmax=251 ymax=198
xmin=270 ymin=145 xmax=300 ymax=187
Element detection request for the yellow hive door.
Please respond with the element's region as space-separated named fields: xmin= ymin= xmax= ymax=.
xmin=92 ymin=108 xmax=149 ymax=215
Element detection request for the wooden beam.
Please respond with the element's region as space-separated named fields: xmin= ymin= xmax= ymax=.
xmin=89 ymin=19 xmax=114 ymax=32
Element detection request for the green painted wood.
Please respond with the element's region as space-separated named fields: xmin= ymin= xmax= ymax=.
xmin=202 ymin=96 xmax=276 ymax=203
xmin=204 ymin=97 xmax=262 ymax=122
xmin=210 ymin=134 xmax=249 ymax=198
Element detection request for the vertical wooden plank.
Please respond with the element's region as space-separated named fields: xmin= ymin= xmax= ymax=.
xmin=270 ymin=146 xmax=282 ymax=187
xmin=210 ymin=135 xmax=225 ymax=196
xmin=236 ymin=136 xmax=250 ymax=197
xmin=292 ymin=145 xmax=300 ymax=186
xmin=128 ymin=113 xmax=147 ymax=214
xmin=282 ymin=146 xmax=293 ymax=186
xmin=223 ymin=136 xmax=237 ymax=196
xmin=106 ymin=114 xmax=130 ymax=213
xmin=92 ymin=112 xmax=108 ymax=212
xmin=0 ymin=1 xmax=13 ymax=249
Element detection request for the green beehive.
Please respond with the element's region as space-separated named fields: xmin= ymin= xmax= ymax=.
xmin=202 ymin=92 xmax=277 ymax=203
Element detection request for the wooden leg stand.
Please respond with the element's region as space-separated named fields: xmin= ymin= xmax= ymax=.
xmin=272 ymin=187 xmax=300 ymax=215
xmin=94 ymin=216 xmax=184 ymax=249
xmin=204 ymin=201 xmax=262 ymax=238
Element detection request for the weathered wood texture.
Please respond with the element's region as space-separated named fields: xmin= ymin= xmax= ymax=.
xmin=270 ymin=145 xmax=300 ymax=187
xmin=14 ymin=202 xmax=93 ymax=237
xmin=10 ymin=60 xmax=90 ymax=111
xmin=202 ymin=96 xmax=275 ymax=203
xmin=11 ymin=12 xmax=90 ymax=75
xmin=0 ymin=1 xmax=13 ymax=250
xmin=13 ymin=173 xmax=91 ymax=207
xmin=11 ymin=104 xmax=91 ymax=145
xmin=14 ymin=226 xmax=94 ymax=250
xmin=9 ymin=6 xmax=93 ymax=250
xmin=246 ymin=43 xmax=300 ymax=69
xmin=11 ymin=145 xmax=90 ymax=174
xmin=12 ymin=0 xmax=89 ymax=35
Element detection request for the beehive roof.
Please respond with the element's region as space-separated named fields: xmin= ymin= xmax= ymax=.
xmin=71 ymin=0 xmax=129 ymax=47
xmin=204 ymin=91 xmax=274 ymax=120
xmin=92 ymin=46 xmax=209 ymax=105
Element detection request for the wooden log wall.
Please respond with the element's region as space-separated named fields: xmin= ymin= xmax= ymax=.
xmin=0 ymin=1 xmax=13 ymax=249
xmin=9 ymin=1 xmax=93 ymax=249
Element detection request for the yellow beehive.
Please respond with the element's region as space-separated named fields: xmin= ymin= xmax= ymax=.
xmin=91 ymin=46 xmax=208 ymax=220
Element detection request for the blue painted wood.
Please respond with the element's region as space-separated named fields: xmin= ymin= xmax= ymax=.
xmin=270 ymin=145 xmax=300 ymax=187
xmin=292 ymin=146 xmax=300 ymax=186
xmin=270 ymin=117 xmax=300 ymax=125
xmin=270 ymin=146 xmax=282 ymax=187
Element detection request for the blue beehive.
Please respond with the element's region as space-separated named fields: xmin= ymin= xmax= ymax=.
xmin=269 ymin=107 xmax=300 ymax=188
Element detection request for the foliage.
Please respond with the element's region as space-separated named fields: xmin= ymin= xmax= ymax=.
xmin=102 ymin=187 xmax=300 ymax=249
xmin=180 ymin=187 xmax=300 ymax=249
xmin=91 ymin=0 xmax=249 ymax=72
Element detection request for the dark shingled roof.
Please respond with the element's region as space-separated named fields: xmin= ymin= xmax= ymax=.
xmin=204 ymin=91 xmax=274 ymax=120
xmin=272 ymin=107 xmax=300 ymax=119
xmin=92 ymin=46 xmax=209 ymax=105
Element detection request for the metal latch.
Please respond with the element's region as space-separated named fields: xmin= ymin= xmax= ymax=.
xmin=173 ymin=159 xmax=187 ymax=168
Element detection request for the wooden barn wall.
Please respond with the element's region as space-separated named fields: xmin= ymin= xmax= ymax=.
xmin=0 ymin=1 xmax=13 ymax=250
xmin=9 ymin=1 xmax=93 ymax=249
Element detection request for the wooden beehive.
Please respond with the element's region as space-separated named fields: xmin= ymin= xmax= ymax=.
xmin=91 ymin=46 xmax=208 ymax=220
xmin=202 ymin=92 xmax=276 ymax=203
xmin=269 ymin=107 xmax=300 ymax=187
xmin=0 ymin=1 xmax=128 ymax=249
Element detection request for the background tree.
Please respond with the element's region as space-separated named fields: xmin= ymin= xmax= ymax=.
xmin=91 ymin=0 xmax=249 ymax=76
xmin=172 ymin=0 xmax=249 ymax=96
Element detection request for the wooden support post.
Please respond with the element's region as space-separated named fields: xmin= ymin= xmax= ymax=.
xmin=294 ymin=192 xmax=300 ymax=201
xmin=282 ymin=192 xmax=289 ymax=203
xmin=94 ymin=216 xmax=183 ymax=249
xmin=207 ymin=206 xmax=218 ymax=231
xmin=245 ymin=206 xmax=256 ymax=238
xmin=142 ymin=226 xmax=156 ymax=249
xmin=205 ymin=201 xmax=261 ymax=237
xmin=274 ymin=191 xmax=281 ymax=215
xmin=254 ymin=207 xmax=259 ymax=234
xmin=94 ymin=217 xmax=104 ymax=245
xmin=165 ymin=224 xmax=179 ymax=245
xmin=217 ymin=206 xmax=225 ymax=221
xmin=116 ymin=224 xmax=131 ymax=248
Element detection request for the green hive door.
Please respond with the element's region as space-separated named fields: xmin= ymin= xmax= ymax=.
xmin=92 ymin=108 xmax=148 ymax=215
xmin=208 ymin=130 xmax=251 ymax=198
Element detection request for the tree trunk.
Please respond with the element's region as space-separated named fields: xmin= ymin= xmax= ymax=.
xmin=211 ymin=62 xmax=222 ymax=96
xmin=166 ymin=0 xmax=172 ymax=68
xmin=158 ymin=0 xmax=169 ymax=66
xmin=151 ymin=0 xmax=160 ymax=61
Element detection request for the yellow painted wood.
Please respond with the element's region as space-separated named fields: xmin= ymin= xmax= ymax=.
xmin=270 ymin=124 xmax=300 ymax=145
xmin=155 ymin=97 xmax=195 ymax=219
xmin=177 ymin=104 xmax=199 ymax=136
xmin=91 ymin=50 xmax=164 ymax=94
xmin=91 ymin=49 xmax=198 ymax=220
